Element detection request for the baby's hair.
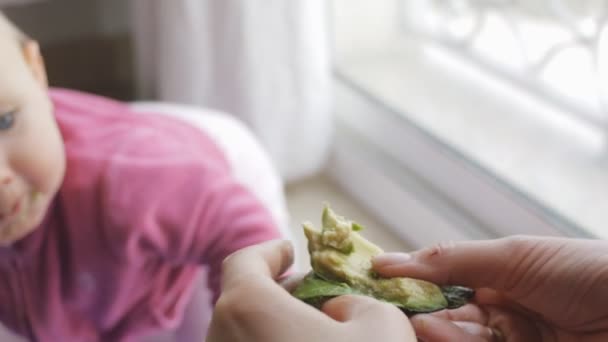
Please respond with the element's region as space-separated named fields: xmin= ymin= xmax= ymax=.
xmin=0 ymin=11 xmax=29 ymax=45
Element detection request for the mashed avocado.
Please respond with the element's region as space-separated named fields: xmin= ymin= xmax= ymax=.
xmin=293 ymin=206 xmax=473 ymax=314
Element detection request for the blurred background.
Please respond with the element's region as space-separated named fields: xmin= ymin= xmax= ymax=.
xmin=3 ymin=0 xmax=607 ymax=269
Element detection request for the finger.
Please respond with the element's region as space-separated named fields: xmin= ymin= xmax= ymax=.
xmin=209 ymin=278 xmax=327 ymax=342
xmin=483 ymin=305 xmax=543 ymax=341
xmin=475 ymin=288 xmax=507 ymax=305
xmin=373 ymin=237 xmax=536 ymax=290
xmin=221 ymin=239 xmax=294 ymax=291
xmin=429 ymin=304 xmax=489 ymax=325
xmin=322 ymin=295 xmax=415 ymax=339
xmin=453 ymin=321 xmax=496 ymax=340
xmin=279 ymin=272 xmax=307 ymax=293
xmin=475 ymin=288 xmax=538 ymax=318
xmin=411 ymin=315 xmax=486 ymax=342
xmin=322 ymin=295 xmax=406 ymax=323
xmin=420 ymin=305 xmax=544 ymax=341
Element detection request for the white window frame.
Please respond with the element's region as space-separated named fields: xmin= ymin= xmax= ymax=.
xmin=398 ymin=0 xmax=608 ymax=132
xmin=329 ymin=79 xmax=590 ymax=248
xmin=327 ymin=0 xmax=596 ymax=247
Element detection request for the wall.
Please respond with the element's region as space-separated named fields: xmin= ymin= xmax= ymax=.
xmin=3 ymin=0 xmax=135 ymax=100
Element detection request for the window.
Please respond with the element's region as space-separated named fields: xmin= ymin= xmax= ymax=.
xmin=403 ymin=0 xmax=608 ymax=126
xmin=330 ymin=0 xmax=608 ymax=244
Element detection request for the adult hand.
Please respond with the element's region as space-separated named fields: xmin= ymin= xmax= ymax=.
xmin=206 ymin=240 xmax=416 ymax=342
xmin=373 ymin=236 xmax=608 ymax=341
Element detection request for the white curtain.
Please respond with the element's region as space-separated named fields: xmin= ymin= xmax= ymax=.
xmin=129 ymin=0 xmax=332 ymax=182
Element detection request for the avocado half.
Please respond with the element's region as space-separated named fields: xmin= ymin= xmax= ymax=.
xmin=292 ymin=206 xmax=473 ymax=315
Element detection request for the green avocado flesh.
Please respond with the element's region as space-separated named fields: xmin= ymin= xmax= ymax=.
xmin=292 ymin=206 xmax=474 ymax=315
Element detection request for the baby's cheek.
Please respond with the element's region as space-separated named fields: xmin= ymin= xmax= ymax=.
xmin=17 ymin=130 xmax=65 ymax=196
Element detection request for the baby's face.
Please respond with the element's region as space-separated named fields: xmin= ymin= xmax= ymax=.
xmin=0 ymin=30 xmax=65 ymax=245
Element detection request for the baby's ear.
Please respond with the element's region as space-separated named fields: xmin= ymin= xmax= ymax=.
xmin=22 ymin=39 xmax=48 ymax=87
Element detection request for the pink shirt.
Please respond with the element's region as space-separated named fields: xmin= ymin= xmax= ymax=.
xmin=0 ymin=89 xmax=281 ymax=341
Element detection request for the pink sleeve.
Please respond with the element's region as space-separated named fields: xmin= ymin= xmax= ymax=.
xmin=103 ymin=160 xmax=282 ymax=301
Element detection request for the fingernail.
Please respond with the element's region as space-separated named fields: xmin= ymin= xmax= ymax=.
xmin=373 ymin=253 xmax=412 ymax=267
xmin=453 ymin=321 xmax=487 ymax=336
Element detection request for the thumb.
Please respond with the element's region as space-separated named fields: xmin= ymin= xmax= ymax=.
xmin=323 ymin=294 xmax=410 ymax=321
xmin=221 ymin=239 xmax=294 ymax=291
xmin=322 ymin=295 xmax=414 ymax=337
xmin=411 ymin=315 xmax=487 ymax=342
xmin=373 ymin=236 xmax=555 ymax=292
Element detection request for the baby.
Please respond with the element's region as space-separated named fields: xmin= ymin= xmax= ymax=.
xmin=0 ymin=12 xmax=286 ymax=342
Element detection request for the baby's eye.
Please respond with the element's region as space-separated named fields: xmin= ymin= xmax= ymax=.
xmin=0 ymin=111 xmax=16 ymax=131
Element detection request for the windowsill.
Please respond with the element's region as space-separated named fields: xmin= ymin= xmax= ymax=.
xmin=336 ymin=35 xmax=608 ymax=239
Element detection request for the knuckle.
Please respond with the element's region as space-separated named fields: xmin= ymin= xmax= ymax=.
xmin=213 ymin=292 xmax=241 ymax=322
xmin=220 ymin=253 xmax=236 ymax=272
xmin=376 ymin=300 xmax=404 ymax=315
xmin=499 ymin=235 xmax=542 ymax=292
xmin=415 ymin=241 xmax=458 ymax=284
xmin=221 ymin=247 xmax=250 ymax=272
xmin=502 ymin=235 xmax=529 ymax=250
xmin=357 ymin=296 xmax=402 ymax=316
xmin=501 ymin=235 xmax=539 ymax=264
xmin=489 ymin=309 xmax=517 ymax=332
xmin=374 ymin=302 xmax=411 ymax=327
xmin=420 ymin=241 xmax=457 ymax=261
xmin=214 ymin=282 xmax=261 ymax=323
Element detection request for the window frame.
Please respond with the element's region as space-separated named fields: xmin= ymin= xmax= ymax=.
xmin=327 ymin=0 xmax=602 ymax=246
xmin=329 ymin=78 xmax=592 ymax=248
